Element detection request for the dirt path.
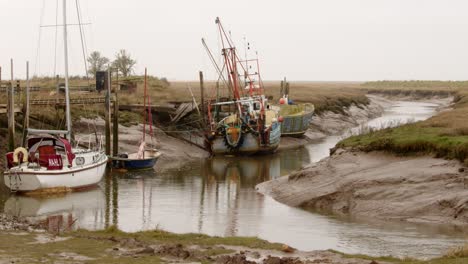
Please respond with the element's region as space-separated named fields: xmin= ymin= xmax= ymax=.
xmin=257 ymin=149 xmax=468 ymax=226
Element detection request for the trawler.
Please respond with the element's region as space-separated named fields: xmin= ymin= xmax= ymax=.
xmin=203 ymin=18 xmax=281 ymax=155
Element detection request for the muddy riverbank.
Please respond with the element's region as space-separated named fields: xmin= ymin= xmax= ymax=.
xmin=257 ymin=149 xmax=468 ymax=226
xmin=0 ymin=227 xmax=398 ymax=264
xmin=258 ymin=94 xmax=467 ymax=227
xmin=76 ymin=94 xmax=394 ymax=169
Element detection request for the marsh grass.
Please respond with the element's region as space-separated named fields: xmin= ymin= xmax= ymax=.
xmin=338 ymin=87 xmax=468 ymax=162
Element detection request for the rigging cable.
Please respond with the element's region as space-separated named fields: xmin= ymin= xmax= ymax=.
xmin=33 ymin=0 xmax=47 ymax=77
xmin=53 ymin=0 xmax=59 ymax=77
xmin=75 ymin=0 xmax=90 ymax=88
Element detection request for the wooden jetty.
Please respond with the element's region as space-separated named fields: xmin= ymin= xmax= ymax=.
xmin=0 ymin=104 xmax=21 ymax=115
xmin=119 ymin=101 xmax=198 ymax=123
xmin=30 ymin=97 xmax=107 ymax=106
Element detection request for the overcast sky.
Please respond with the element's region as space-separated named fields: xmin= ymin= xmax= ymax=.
xmin=1 ymin=0 xmax=468 ymax=81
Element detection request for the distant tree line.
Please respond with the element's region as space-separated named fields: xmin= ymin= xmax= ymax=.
xmin=87 ymin=49 xmax=136 ymax=77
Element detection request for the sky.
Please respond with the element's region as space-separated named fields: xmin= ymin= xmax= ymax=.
xmin=1 ymin=0 xmax=468 ymax=81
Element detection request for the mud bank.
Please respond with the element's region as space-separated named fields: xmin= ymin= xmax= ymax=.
xmin=75 ymin=119 xmax=209 ymax=172
xmin=257 ymin=149 xmax=468 ymax=226
xmin=277 ymin=95 xmax=391 ymax=150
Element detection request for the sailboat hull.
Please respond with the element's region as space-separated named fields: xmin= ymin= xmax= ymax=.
xmin=3 ymin=156 xmax=108 ymax=192
xmin=110 ymin=151 xmax=161 ymax=170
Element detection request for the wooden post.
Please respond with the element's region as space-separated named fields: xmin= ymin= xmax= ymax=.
xmin=112 ymin=70 xmax=119 ymax=156
xmin=8 ymin=59 xmax=15 ymax=152
xmin=215 ymin=81 xmax=220 ymax=122
xmin=280 ymin=78 xmax=284 ymax=97
xmin=22 ymin=61 xmax=30 ymax=146
xmin=199 ymin=71 xmax=205 ymax=123
xmin=105 ymin=68 xmax=111 ymax=156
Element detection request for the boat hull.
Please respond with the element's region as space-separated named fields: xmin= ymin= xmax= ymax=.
xmin=3 ymin=157 xmax=108 ymax=192
xmin=211 ymin=121 xmax=281 ymax=155
xmin=280 ymin=104 xmax=314 ymax=137
xmin=110 ymin=151 xmax=161 ymax=170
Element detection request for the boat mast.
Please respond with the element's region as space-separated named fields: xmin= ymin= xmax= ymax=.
xmin=63 ymin=0 xmax=72 ymax=140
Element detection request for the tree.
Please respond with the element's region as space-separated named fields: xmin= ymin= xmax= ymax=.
xmin=112 ymin=49 xmax=136 ymax=77
xmin=87 ymin=51 xmax=109 ymax=77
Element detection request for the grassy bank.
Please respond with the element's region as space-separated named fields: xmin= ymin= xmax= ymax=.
xmin=0 ymin=227 xmax=467 ymax=263
xmin=1 ymin=78 xmax=370 ymax=113
xmin=338 ymin=82 xmax=468 ymax=164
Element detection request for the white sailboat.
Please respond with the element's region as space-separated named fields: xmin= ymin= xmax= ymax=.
xmin=3 ymin=0 xmax=108 ymax=193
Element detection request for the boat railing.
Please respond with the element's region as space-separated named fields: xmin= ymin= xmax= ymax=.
xmin=75 ymin=133 xmax=104 ymax=152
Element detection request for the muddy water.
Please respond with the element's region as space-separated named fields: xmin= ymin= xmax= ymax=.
xmin=1 ymin=100 xmax=466 ymax=258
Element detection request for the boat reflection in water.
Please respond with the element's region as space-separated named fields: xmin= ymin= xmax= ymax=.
xmin=3 ymin=185 xmax=108 ymax=232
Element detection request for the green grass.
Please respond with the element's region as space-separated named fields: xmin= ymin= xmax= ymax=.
xmin=337 ymin=124 xmax=468 ymax=163
xmin=1 ymin=227 xmax=467 ymax=263
xmin=76 ymin=226 xmax=284 ymax=251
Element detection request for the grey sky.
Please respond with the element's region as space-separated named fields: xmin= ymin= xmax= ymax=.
xmin=1 ymin=0 xmax=468 ymax=81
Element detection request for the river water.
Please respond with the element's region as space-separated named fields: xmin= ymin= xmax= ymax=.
xmin=1 ymin=100 xmax=466 ymax=258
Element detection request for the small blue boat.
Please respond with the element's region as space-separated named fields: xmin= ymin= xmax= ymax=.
xmin=110 ymin=68 xmax=162 ymax=170
xmin=111 ymin=150 xmax=161 ymax=170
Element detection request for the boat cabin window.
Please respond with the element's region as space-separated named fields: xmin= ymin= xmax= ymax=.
xmin=254 ymin=102 xmax=260 ymax=110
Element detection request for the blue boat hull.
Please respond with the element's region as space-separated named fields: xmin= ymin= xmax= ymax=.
xmin=111 ymin=157 xmax=158 ymax=170
xmin=110 ymin=151 xmax=161 ymax=170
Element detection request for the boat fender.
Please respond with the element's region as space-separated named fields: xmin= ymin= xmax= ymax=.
xmin=13 ymin=147 xmax=28 ymax=164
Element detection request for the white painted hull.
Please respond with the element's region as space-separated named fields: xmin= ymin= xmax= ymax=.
xmin=4 ymin=188 xmax=105 ymax=217
xmin=3 ymin=155 xmax=108 ymax=192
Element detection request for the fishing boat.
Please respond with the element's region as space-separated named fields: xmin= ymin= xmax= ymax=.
xmin=110 ymin=69 xmax=161 ymax=170
xmin=3 ymin=0 xmax=108 ymax=192
xmin=278 ymin=100 xmax=315 ymax=137
xmin=276 ymin=79 xmax=315 ymax=137
xmin=203 ymin=17 xmax=282 ymax=155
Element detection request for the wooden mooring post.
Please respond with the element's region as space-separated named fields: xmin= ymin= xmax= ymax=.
xmin=105 ymin=68 xmax=111 ymax=156
xmin=22 ymin=61 xmax=30 ymax=146
xmin=7 ymin=59 xmax=15 ymax=152
xmin=199 ymin=71 xmax=205 ymax=123
xmin=112 ymin=71 xmax=119 ymax=156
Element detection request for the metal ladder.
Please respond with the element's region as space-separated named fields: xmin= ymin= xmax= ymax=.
xmin=8 ymin=171 xmax=21 ymax=193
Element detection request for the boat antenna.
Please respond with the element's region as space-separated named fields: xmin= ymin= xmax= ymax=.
xmin=63 ymin=0 xmax=72 ymax=140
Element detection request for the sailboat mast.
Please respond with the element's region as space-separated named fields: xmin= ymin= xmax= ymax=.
xmin=63 ymin=0 xmax=72 ymax=140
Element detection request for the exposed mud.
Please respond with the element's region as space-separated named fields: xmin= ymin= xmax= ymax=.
xmin=257 ymin=149 xmax=468 ymax=226
xmin=308 ymin=95 xmax=391 ymax=138
xmin=75 ymin=118 xmax=209 ymax=172
xmin=279 ymin=95 xmax=392 ymax=150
